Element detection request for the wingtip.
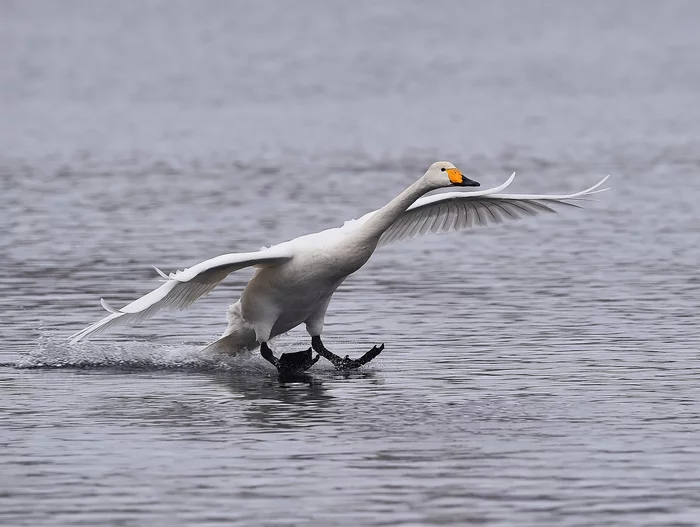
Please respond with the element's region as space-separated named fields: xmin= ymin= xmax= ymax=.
xmin=100 ymin=298 xmax=120 ymax=314
xmin=563 ymin=175 xmax=611 ymax=199
xmin=592 ymin=174 xmax=611 ymax=190
xmin=68 ymin=330 xmax=87 ymax=344
xmin=490 ymin=172 xmax=516 ymax=194
xmin=152 ymin=265 xmax=170 ymax=280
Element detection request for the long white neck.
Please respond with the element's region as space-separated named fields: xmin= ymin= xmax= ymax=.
xmin=360 ymin=175 xmax=435 ymax=241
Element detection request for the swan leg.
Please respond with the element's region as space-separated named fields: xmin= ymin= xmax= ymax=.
xmin=311 ymin=336 xmax=384 ymax=370
xmin=260 ymin=342 xmax=320 ymax=375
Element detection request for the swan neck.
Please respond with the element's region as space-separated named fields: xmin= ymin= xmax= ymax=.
xmin=362 ymin=177 xmax=433 ymax=239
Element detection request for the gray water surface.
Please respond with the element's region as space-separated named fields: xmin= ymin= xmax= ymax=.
xmin=2 ymin=1 xmax=700 ymax=525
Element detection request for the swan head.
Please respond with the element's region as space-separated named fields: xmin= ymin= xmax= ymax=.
xmin=424 ymin=161 xmax=480 ymax=188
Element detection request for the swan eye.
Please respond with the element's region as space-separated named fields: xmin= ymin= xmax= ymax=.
xmin=441 ymin=168 xmax=446 ymax=172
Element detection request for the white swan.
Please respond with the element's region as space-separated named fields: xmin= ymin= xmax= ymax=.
xmin=70 ymin=162 xmax=609 ymax=373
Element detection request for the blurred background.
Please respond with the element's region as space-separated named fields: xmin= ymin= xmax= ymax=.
xmin=2 ymin=1 xmax=700 ymax=526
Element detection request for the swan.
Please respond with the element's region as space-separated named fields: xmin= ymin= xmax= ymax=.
xmin=70 ymin=162 xmax=609 ymax=374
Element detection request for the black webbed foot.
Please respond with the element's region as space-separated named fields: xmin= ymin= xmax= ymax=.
xmin=311 ymin=336 xmax=384 ymax=370
xmin=278 ymin=348 xmax=320 ymax=374
xmin=261 ymin=342 xmax=320 ymax=375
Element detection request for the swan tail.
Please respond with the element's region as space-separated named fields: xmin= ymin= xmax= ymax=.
xmin=201 ymin=302 xmax=258 ymax=354
xmin=200 ymin=330 xmax=259 ymax=355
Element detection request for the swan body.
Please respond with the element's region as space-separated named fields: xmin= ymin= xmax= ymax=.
xmin=70 ymin=162 xmax=608 ymax=371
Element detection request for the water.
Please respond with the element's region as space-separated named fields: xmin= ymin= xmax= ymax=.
xmin=2 ymin=1 xmax=700 ymax=525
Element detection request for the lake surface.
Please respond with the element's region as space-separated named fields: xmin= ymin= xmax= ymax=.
xmin=2 ymin=1 xmax=700 ymax=525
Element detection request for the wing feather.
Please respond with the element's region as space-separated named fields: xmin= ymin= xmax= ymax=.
xmin=492 ymin=201 xmax=519 ymax=221
xmin=70 ymin=247 xmax=293 ymax=343
xmin=444 ymin=203 xmax=458 ymax=232
xmin=393 ymin=214 xmax=414 ymax=242
xmin=406 ymin=209 xmax=427 ymax=239
xmin=484 ymin=202 xmax=501 ymax=224
xmin=377 ymin=174 xmax=609 ymax=247
xmin=473 ymin=203 xmax=485 ymax=227
xmin=420 ymin=208 xmax=434 ymax=236
xmin=431 ymin=204 xmax=447 ymax=233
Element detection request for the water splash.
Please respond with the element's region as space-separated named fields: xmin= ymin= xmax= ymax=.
xmin=16 ymin=332 xmax=269 ymax=373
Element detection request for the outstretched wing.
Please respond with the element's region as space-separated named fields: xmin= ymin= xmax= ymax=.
xmin=377 ymin=174 xmax=609 ymax=247
xmin=70 ymin=247 xmax=293 ymax=343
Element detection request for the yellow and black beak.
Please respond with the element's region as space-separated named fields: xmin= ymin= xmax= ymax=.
xmin=447 ymin=168 xmax=480 ymax=187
